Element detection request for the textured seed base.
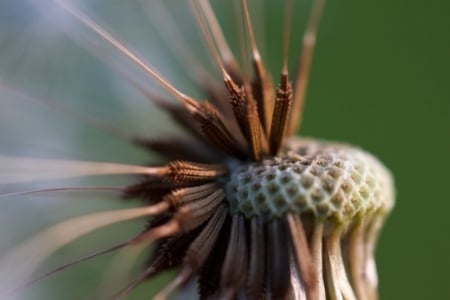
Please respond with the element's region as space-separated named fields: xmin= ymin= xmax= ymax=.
xmin=226 ymin=137 xmax=394 ymax=223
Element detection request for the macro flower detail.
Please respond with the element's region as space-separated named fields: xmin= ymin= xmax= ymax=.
xmin=0 ymin=0 xmax=395 ymax=300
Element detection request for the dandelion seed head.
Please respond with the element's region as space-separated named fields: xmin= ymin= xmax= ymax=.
xmin=0 ymin=0 xmax=396 ymax=299
xmin=226 ymin=138 xmax=394 ymax=223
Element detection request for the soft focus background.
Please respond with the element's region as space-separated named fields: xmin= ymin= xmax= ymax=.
xmin=0 ymin=0 xmax=449 ymax=299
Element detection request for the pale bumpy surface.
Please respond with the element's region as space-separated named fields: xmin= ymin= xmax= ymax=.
xmin=226 ymin=137 xmax=395 ymax=223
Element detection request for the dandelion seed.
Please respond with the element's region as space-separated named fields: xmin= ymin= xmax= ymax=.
xmin=0 ymin=1 xmax=395 ymax=300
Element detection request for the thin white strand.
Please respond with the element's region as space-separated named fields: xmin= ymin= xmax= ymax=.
xmin=0 ymin=206 xmax=158 ymax=294
xmin=53 ymin=0 xmax=198 ymax=108
xmin=95 ymin=243 xmax=149 ymax=300
xmin=0 ymin=186 xmax=124 ymax=199
xmin=0 ymin=156 xmax=166 ymax=183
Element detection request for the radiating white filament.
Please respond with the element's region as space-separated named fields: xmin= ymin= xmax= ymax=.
xmin=0 ymin=156 xmax=166 ymax=183
xmin=0 ymin=206 xmax=157 ymax=294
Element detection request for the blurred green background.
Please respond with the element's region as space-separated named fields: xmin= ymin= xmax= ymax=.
xmin=1 ymin=0 xmax=449 ymax=299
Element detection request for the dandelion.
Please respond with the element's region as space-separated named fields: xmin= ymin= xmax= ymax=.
xmin=0 ymin=0 xmax=395 ymax=299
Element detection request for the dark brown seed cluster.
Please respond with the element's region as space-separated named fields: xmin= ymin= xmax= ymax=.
xmin=111 ymin=0 xmax=395 ymax=296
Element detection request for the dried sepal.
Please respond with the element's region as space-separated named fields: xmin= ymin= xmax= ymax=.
xmin=241 ymin=0 xmax=274 ymax=134
xmin=269 ymin=71 xmax=293 ymax=155
xmin=286 ymin=213 xmax=317 ymax=299
xmin=167 ymin=161 xmax=227 ymax=183
xmin=193 ymin=101 xmax=248 ymax=158
xmin=266 ymin=219 xmax=291 ymax=299
xmin=245 ymin=217 xmax=266 ymax=299
xmin=288 ymin=0 xmax=326 ymax=135
xmin=218 ymin=214 xmax=248 ymax=298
